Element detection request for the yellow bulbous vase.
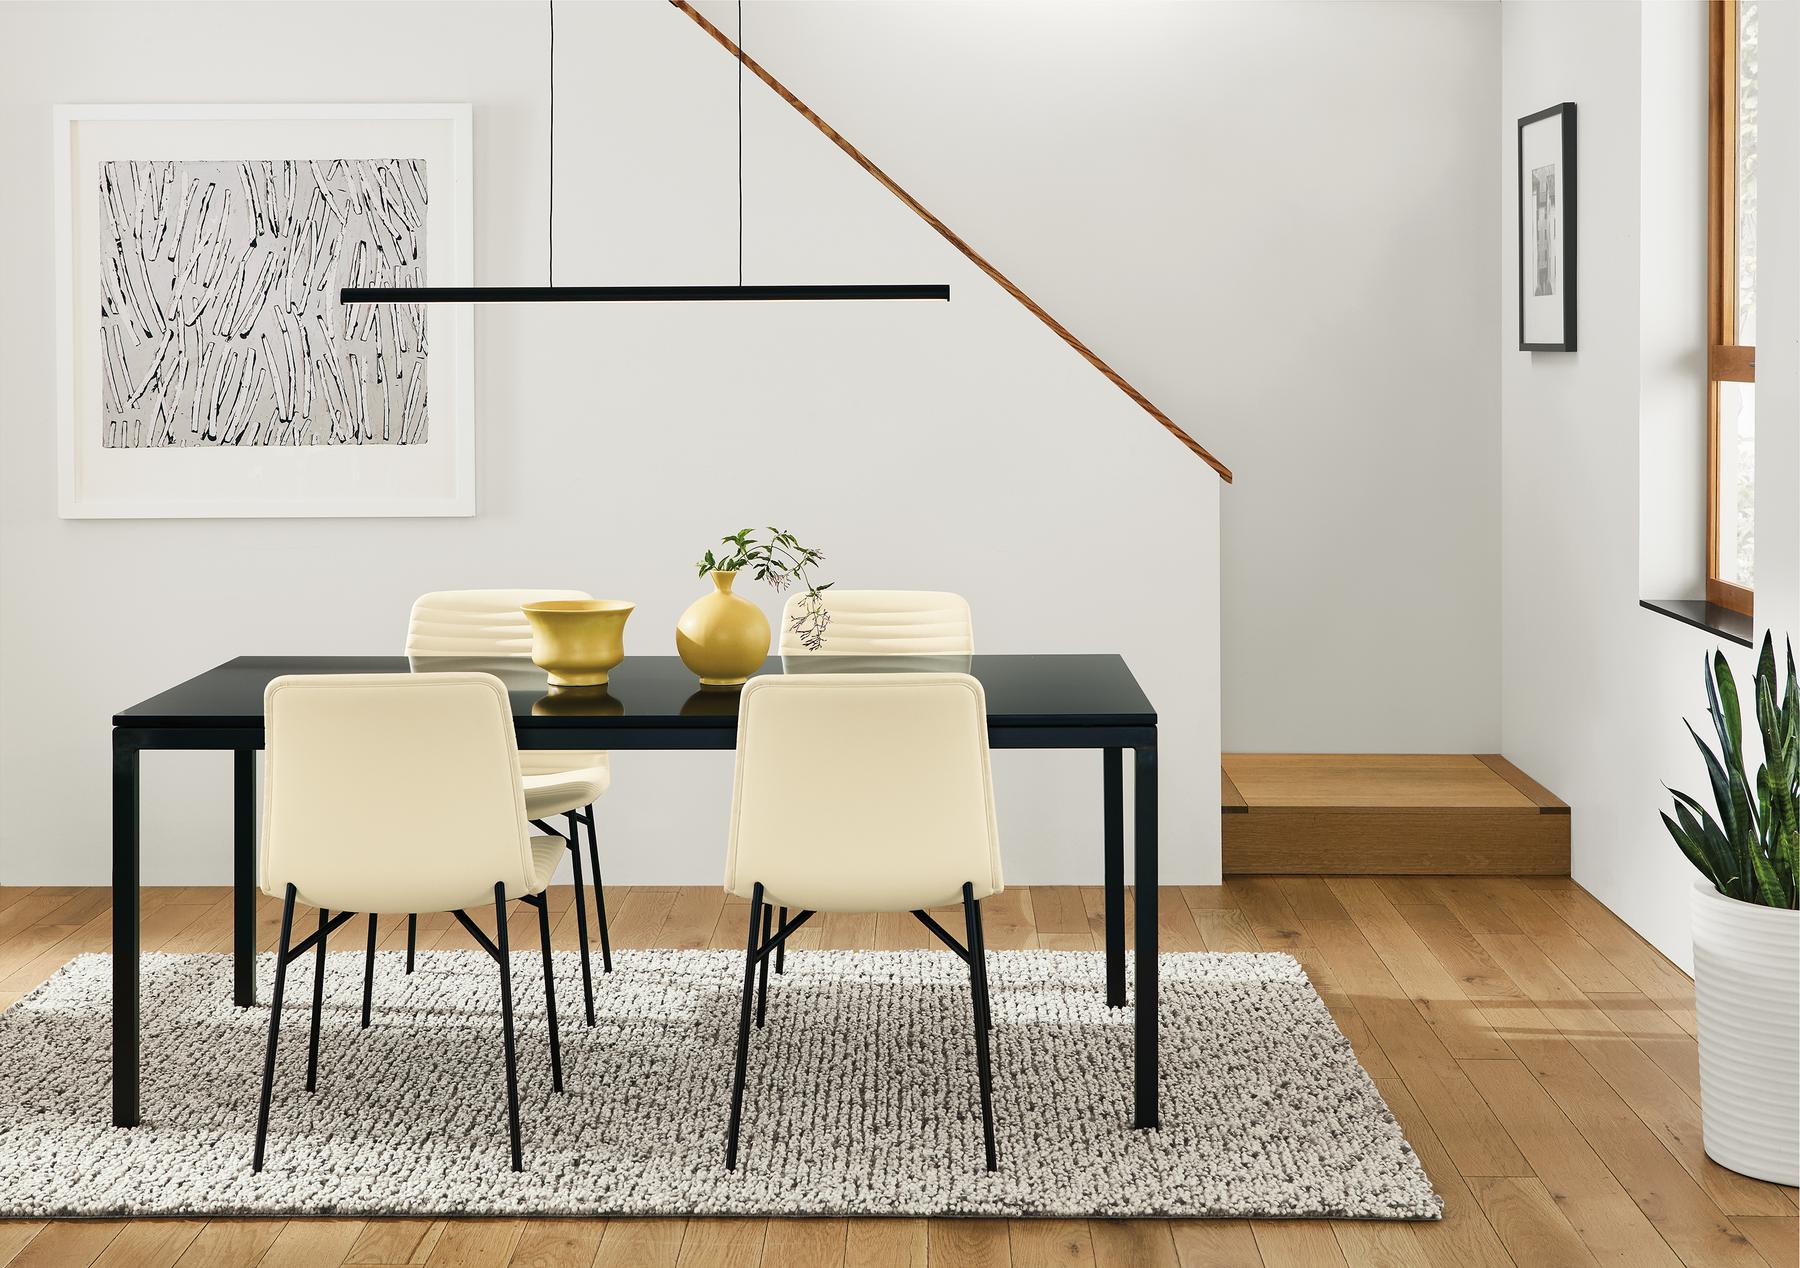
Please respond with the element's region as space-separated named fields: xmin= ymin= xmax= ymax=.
xmin=676 ymin=571 xmax=771 ymax=687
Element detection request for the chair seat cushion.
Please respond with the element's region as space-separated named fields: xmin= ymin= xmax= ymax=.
xmin=527 ymin=833 xmax=564 ymax=891
xmin=522 ymin=764 xmax=610 ymax=818
xmin=518 ymin=751 xmax=609 ymax=779
xmin=291 ymin=834 xmax=564 ymax=914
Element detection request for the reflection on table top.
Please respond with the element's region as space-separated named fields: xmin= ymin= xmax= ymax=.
xmin=116 ymin=653 xmax=1156 ymax=731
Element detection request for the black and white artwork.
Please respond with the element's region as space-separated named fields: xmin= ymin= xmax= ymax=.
xmin=1518 ymin=102 xmax=1576 ymax=351
xmin=98 ymin=158 xmax=429 ymax=448
xmin=1531 ymin=165 xmax=1557 ymax=297
xmin=59 ymin=105 xmax=472 ymax=518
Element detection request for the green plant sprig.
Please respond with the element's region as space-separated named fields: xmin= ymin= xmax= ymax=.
xmin=1663 ymin=632 xmax=1800 ymax=908
xmin=696 ymin=527 xmax=835 ymax=650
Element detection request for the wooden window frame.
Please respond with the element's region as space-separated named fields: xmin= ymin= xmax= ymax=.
xmin=1708 ymin=0 xmax=1754 ymax=616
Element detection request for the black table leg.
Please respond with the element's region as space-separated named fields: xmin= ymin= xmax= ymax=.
xmin=1103 ymin=747 xmax=1125 ymax=1007
xmin=1133 ymin=742 xmax=1159 ymax=1129
xmin=112 ymin=731 xmax=141 ymax=1128
xmin=234 ymin=749 xmax=257 ymax=1007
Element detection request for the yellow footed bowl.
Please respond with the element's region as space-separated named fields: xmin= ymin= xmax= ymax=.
xmin=522 ymin=599 xmax=635 ymax=686
xmin=675 ymin=572 xmax=771 ymax=686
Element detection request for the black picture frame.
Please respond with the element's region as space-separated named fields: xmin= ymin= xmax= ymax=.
xmin=1518 ymin=102 xmax=1577 ymax=351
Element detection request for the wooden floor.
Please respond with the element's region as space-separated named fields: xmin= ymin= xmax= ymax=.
xmin=0 ymin=879 xmax=1794 ymax=1268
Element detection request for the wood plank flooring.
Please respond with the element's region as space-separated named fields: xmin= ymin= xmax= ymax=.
xmin=0 ymin=879 xmax=1791 ymax=1267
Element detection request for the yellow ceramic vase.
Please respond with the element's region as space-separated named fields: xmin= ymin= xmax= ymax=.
xmin=521 ymin=599 xmax=635 ymax=686
xmin=675 ymin=571 xmax=771 ymax=686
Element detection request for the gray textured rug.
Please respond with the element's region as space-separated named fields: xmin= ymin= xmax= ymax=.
xmin=0 ymin=950 xmax=1440 ymax=1219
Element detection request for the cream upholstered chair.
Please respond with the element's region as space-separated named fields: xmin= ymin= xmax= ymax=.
xmin=406 ymin=589 xmax=613 ymax=1027
xmin=254 ymin=673 xmax=564 ymax=1174
xmin=778 ymin=588 xmax=974 ymax=657
xmin=722 ymin=672 xmax=1002 ymax=1171
xmin=769 ymin=589 xmax=975 ymax=977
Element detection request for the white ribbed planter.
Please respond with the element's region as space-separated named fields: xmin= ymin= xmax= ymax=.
xmin=1690 ymin=879 xmax=1800 ymax=1185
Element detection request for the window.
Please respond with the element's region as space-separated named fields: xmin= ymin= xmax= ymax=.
xmin=1709 ymin=0 xmax=1758 ymax=614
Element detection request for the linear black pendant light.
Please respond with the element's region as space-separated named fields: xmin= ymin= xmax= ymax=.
xmin=343 ymin=1 xmax=947 ymax=306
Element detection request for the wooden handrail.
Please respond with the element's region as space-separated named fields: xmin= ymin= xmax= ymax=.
xmin=669 ymin=0 xmax=1232 ymax=483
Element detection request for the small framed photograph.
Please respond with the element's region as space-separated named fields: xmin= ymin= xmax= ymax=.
xmin=1518 ymin=102 xmax=1577 ymax=351
xmin=54 ymin=104 xmax=474 ymax=518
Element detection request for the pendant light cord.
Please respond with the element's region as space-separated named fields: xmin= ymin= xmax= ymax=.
xmin=737 ymin=0 xmax=744 ymax=286
xmin=549 ymin=0 xmax=556 ymax=286
xmin=548 ymin=0 xmax=744 ymax=287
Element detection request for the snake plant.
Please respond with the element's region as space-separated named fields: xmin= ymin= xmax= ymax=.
xmin=1663 ymin=632 xmax=1800 ymax=908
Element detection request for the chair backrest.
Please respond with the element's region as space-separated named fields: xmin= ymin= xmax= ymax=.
xmin=406 ymin=588 xmax=592 ymax=657
xmin=778 ymin=589 xmax=973 ymax=656
xmin=725 ymin=673 xmax=1002 ymax=913
xmin=261 ymin=673 xmax=536 ymax=914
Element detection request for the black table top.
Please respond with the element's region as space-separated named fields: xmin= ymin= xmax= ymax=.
xmin=114 ymin=654 xmax=1156 ymax=734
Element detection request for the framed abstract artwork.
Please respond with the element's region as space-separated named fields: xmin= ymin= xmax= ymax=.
xmin=54 ymin=104 xmax=474 ymax=517
xmin=1517 ymin=102 xmax=1577 ymax=352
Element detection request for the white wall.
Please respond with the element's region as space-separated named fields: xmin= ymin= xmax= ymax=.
xmin=1637 ymin=3 xmax=1709 ymax=599
xmin=1499 ymin=0 xmax=1800 ymax=969
xmin=1762 ymin=0 xmax=1800 ymax=645
xmin=0 ymin=0 xmax=1507 ymax=889
xmin=9 ymin=0 xmax=1781 ymax=971
xmin=712 ymin=1 xmax=1504 ymax=753
xmin=0 ymin=0 xmax=1227 ymax=888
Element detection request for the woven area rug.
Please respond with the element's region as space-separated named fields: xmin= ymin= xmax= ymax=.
xmin=0 ymin=949 xmax=1440 ymax=1219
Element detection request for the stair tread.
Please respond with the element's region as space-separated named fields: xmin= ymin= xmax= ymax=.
xmin=1220 ymin=753 xmax=1570 ymax=876
xmin=1223 ymin=753 xmax=1538 ymax=810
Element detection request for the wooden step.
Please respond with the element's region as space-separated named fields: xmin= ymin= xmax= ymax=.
xmin=1221 ymin=753 xmax=1570 ymax=875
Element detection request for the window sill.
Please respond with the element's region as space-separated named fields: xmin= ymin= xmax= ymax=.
xmin=1639 ymin=599 xmax=1753 ymax=648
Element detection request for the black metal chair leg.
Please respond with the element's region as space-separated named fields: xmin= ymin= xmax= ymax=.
xmin=963 ymin=882 xmax=998 ymax=1171
xmin=253 ymin=884 xmax=298 ymax=1172
xmin=493 ymin=882 xmax=523 ymax=1171
xmin=567 ymin=811 xmax=596 ymax=1026
xmin=726 ymin=883 xmax=763 ymax=1170
xmin=536 ymin=891 xmax=564 ymax=1093
xmin=585 ymin=808 xmax=612 ymax=973
xmin=776 ymin=907 xmax=787 ymax=974
xmin=971 ymin=894 xmax=992 ymax=1032
xmin=406 ymin=913 xmax=417 ymax=974
xmin=305 ymin=907 xmax=329 ymax=1093
xmin=361 ymin=913 xmax=377 ymax=1029
xmin=755 ymin=902 xmax=773 ymax=1028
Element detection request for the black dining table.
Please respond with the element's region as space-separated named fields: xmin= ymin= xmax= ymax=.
xmin=110 ymin=653 xmax=1161 ymax=1130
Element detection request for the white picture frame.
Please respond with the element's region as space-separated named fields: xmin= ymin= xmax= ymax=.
xmin=54 ymin=103 xmax=475 ymax=518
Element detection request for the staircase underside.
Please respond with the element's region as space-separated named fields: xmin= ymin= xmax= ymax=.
xmin=1221 ymin=754 xmax=1571 ymax=875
